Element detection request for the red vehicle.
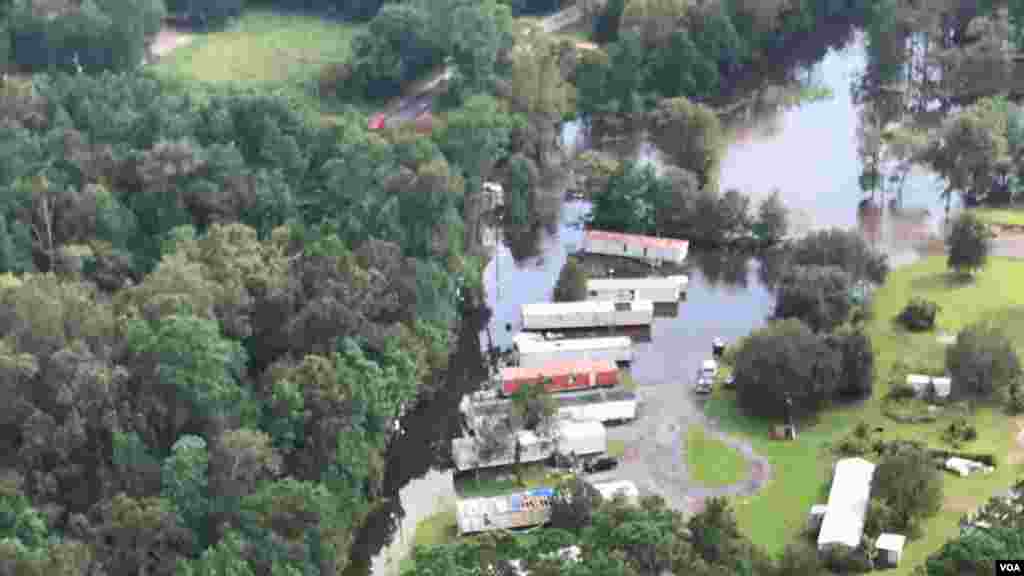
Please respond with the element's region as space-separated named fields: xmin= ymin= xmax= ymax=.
xmin=501 ymin=360 xmax=619 ymax=396
xmin=368 ymin=113 xmax=387 ymax=131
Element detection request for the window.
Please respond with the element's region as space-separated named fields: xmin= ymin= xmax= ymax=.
xmin=615 ymin=301 xmax=631 ymax=311
xmin=589 ymin=290 xmax=598 ymax=297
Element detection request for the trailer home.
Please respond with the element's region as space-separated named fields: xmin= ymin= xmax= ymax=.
xmin=501 ymin=360 xmax=618 ymax=396
xmin=456 ymin=488 xmax=555 ymax=534
xmin=521 ymin=300 xmax=654 ymax=331
xmin=451 ymin=420 xmax=607 ymax=473
xmin=582 ymin=230 xmax=689 ymax=265
xmin=512 ymin=333 xmax=634 ymax=367
xmin=817 ymin=457 xmax=876 ymax=551
xmin=556 ymin=388 xmax=638 ymax=423
xmin=586 ymin=276 xmax=688 ymax=303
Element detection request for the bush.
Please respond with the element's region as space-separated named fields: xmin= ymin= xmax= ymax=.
xmin=898 ymin=298 xmax=940 ymax=331
xmin=315 ymin=62 xmax=353 ymax=101
xmin=941 ymin=417 xmax=978 ymax=447
xmin=553 ymin=258 xmax=587 ymax=302
xmin=822 ymin=545 xmax=873 ymax=574
xmin=888 ymin=383 xmax=918 ymax=400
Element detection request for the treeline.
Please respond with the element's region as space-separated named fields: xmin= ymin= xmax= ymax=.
xmin=574 ymin=0 xmax=880 ymax=116
xmin=0 ymin=69 xmax=522 ymax=574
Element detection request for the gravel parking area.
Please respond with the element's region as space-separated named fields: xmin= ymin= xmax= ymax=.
xmin=586 ymin=381 xmax=772 ymax=516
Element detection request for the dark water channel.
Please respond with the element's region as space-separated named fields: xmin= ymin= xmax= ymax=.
xmin=348 ymin=22 xmax=954 ymax=576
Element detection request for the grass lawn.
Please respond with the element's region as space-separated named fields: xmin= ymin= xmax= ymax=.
xmin=686 ymin=425 xmax=749 ymax=488
xmin=970 ymin=207 xmax=1024 ymax=228
xmin=397 ymin=507 xmax=458 ymax=573
xmin=705 ymin=256 xmax=1024 ymax=574
xmin=151 ymin=10 xmax=368 ymax=121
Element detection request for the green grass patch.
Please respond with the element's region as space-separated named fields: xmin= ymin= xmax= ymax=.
xmin=151 ymin=10 xmax=370 ymax=122
xmin=970 ymin=207 xmax=1024 ymax=228
xmin=607 ymin=439 xmax=626 ymax=458
xmin=704 ymin=256 xmax=1024 ymax=574
xmin=685 ymin=425 xmax=750 ymax=488
xmin=620 ymin=371 xmax=639 ymax=391
xmin=454 ymin=463 xmax=572 ymax=499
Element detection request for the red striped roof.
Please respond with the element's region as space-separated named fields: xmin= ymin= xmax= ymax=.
xmin=503 ymin=360 xmax=617 ymax=380
xmin=584 ymin=230 xmax=689 ymax=250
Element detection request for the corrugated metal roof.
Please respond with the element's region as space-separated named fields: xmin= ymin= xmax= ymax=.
xmin=502 ymin=360 xmax=617 ymax=381
xmin=513 ymin=336 xmax=632 ymax=353
xmin=522 ymin=300 xmax=654 ymax=314
xmin=585 ymin=230 xmax=690 ymax=250
xmin=818 ymin=458 xmax=876 ymax=550
xmin=587 ymin=276 xmax=688 ymax=290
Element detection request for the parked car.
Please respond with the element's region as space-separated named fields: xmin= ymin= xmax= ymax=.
xmin=584 ymin=456 xmax=618 ymax=473
xmin=695 ymin=359 xmax=717 ymax=395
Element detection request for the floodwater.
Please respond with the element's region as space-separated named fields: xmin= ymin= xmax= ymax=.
xmin=350 ymin=26 xmax=953 ymax=575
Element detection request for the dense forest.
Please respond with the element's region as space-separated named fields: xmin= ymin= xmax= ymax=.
xmin=0 ymin=0 xmax=1023 ymax=573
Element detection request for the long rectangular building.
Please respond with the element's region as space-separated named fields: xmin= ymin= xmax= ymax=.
xmin=817 ymin=457 xmax=876 ymax=550
xmin=513 ymin=334 xmax=633 ymax=367
xmin=586 ymin=276 xmax=688 ymax=303
xmin=521 ymin=300 xmax=654 ymax=331
xmin=581 ymin=230 xmax=689 ymax=265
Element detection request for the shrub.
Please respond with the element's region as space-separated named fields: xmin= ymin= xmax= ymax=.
xmin=830 ymin=328 xmax=874 ymax=399
xmin=888 ymin=383 xmax=918 ymax=400
xmin=898 ymin=298 xmax=940 ymax=331
xmin=553 ymin=258 xmax=587 ymax=302
xmin=823 ymin=545 xmax=873 ymax=574
xmin=941 ymin=417 xmax=978 ymax=447
xmin=315 ymin=62 xmax=353 ymax=101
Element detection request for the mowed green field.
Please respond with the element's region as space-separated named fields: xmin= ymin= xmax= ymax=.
xmin=151 ymin=10 xmax=365 ymax=119
xmin=686 ymin=425 xmax=749 ymax=488
xmin=705 ymin=256 xmax=1024 ymax=574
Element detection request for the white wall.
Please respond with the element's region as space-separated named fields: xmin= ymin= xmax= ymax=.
xmin=370 ymin=468 xmax=457 ymax=576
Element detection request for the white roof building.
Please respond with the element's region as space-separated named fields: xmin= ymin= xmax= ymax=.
xmin=817 ymin=457 xmax=876 ymax=550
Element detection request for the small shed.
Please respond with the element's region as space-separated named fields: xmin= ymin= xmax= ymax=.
xmin=875 ymin=533 xmax=906 ymax=567
xmin=592 ymin=480 xmax=639 ymax=504
xmin=807 ymin=504 xmax=828 ymax=534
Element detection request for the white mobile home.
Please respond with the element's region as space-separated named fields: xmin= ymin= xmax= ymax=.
xmin=521 ymin=300 xmax=654 ymax=331
xmin=817 ymin=457 xmax=876 ymax=551
xmin=513 ymin=333 xmax=634 ymax=367
xmin=582 ymin=230 xmax=689 ymax=265
xmin=585 ymin=276 xmax=688 ymax=303
xmin=556 ymin=389 xmax=638 ymax=423
xmin=456 ymin=488 xmax=555 ymax=534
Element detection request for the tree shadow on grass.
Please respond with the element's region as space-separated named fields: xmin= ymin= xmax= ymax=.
xmin=907 ymin=271 xmax=976 ymax=293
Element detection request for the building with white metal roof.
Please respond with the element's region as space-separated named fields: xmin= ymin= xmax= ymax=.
xmin=817 ymin=457 xmax=876 ymax=550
